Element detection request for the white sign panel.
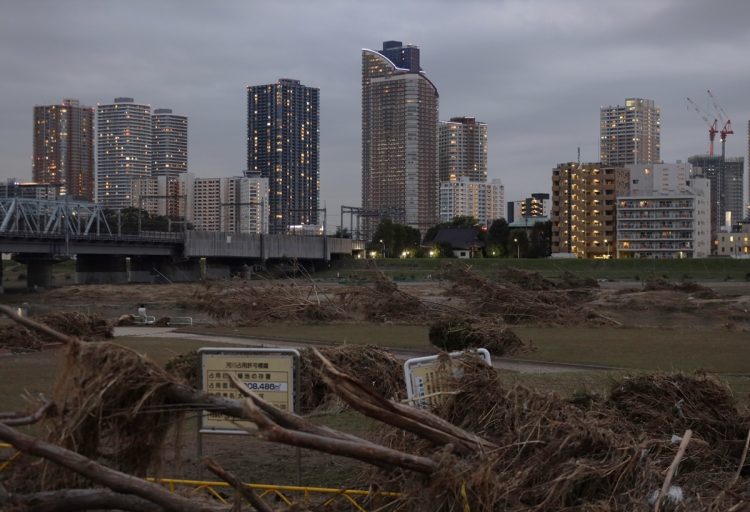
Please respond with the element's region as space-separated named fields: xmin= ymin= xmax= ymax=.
xmin=404 ymin=349 xmax=491 ymax=409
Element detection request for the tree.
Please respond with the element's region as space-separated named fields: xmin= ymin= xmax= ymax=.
xmin=527 ymin=221 xmax=552 ymax=258
xmin=371 ymin=220 xmax=421 ymax=258
xmin=104 ymin=208 xmax=178 ymax=235
xmin=334 ymin=226 xmax=351 ymax=239
xmin=486 ymin=218 xmax=510 ymax=256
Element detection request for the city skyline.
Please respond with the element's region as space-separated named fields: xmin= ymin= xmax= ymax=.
xmin=1 ymin=1 xmax=750 ymax=227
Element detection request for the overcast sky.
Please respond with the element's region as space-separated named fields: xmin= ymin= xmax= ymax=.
xmin=1 ymin=0 xmax=749 ymax=227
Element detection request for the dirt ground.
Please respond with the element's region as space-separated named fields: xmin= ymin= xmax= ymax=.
xmin=2 ymin=278 xmax=749 ymax=330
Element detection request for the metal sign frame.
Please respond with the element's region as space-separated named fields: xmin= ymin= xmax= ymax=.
xmin=404 ymin=349 xmax=491 ymax=408
xmin=198 ymin=347 xmax=300 ymax=435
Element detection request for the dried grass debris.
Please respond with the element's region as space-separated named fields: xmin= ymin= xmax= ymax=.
xmin=189 ymin=281 xmax=346 ymax=326
xmin=644 ymin=278 xmax=717 ymax=298
xmin=298 ymin=345 xmax=405 ymax=413
xmin=428 ymin=317 xmax=524 ymax=356
xmin=0 ymin=312 xmax=112 ymax=353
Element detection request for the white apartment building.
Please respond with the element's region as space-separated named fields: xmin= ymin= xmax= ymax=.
xmin=152 ymin=108 xmax=187 ymax=178
xmin=616 ymin=176 xmax=710 ymax=259
xmin=131 ymin=173 xmax=269 ymax=234
xmin=97 ymin=98 xmax=151 ymax=209
xmin=439 ymin=177 xmax=504 ymax=225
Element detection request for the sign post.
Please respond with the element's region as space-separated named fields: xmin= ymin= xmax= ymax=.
xmin=197 ymin=348 xmax=301 ymax=480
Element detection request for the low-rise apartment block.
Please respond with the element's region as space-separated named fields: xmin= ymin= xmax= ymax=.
xmin=616 ymin=164 xmax=711 ymax=259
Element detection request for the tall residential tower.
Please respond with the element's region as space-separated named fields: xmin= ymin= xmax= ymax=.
xmin=96 ymin=98 xmax=151 ymax=209
xmin=247 ymin=79 xmax=319 ymax=234
xmin=600 ymin=98 xmax=661 ymax=166
xmin=152 ymin=108 xmax=187 ymax=178
xmin=438 ymin=117 xmax=487 ymax=182
xmin=362 ymin=40 xmax=439 ymax=235
xmin=33 ymin=99 xmax=94 ymax=201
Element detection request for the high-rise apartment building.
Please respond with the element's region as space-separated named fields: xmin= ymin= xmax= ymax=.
xmin=152 ymin=108 xmax=187 ymax=178
xmin=600 ymin=98 xmax=660 ymax=166
xmin=362 ymin=41 xmax=439 ymax=235
xmin=438 ymin=117 xmax=487 ymax=182
xmin=97 ymin=98 xmax=151 ymax=209
xmin=33 ymin=99 xmax=94 ymax=201
xmin=192 ymin=176 xmax=269 ymax=234
xmin=246 ymin=79 xmax=319 ymax=234
xmin=551 ymin=163 xmax=630 ymax=258
xmin=687 ymin=155 xmax=744 ymax=233
xmin=746 ymin=120 xmax=750 ymax=219
xmin=438 ymin=178 xmax=504 ymax=225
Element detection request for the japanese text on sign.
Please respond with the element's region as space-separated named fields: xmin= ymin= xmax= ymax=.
xmin=199 ymin=348 xmax=299 ymax=434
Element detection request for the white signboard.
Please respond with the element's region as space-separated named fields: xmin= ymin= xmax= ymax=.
xmin=404 ymin=349 xmax=491 ymax=409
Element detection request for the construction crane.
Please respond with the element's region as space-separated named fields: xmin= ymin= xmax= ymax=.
xmin=686 ymin=97 xmax=718 ymax=156
xmin=707 ymin=89 xmax=734 ymax=159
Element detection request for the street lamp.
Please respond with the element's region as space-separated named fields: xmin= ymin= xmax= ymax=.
xmin=513 ymin=237 xmax=520 ymax=259
xmin=604 ymin=239 xmax=610 ymax=259
xmin=379 ymin=239 xmax=386 ymax=258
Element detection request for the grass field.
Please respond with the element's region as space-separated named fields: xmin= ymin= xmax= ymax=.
xmin=513 ymin=326 xmax=750 ymax=373
xmin=185 ymin=324 xmax=432 ymax=349
xmin=184 ymin=323 xmax=750 ymax=373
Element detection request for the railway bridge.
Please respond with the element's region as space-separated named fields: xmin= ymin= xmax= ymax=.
xmin=0 ymin=198 xmax=364 ymax=288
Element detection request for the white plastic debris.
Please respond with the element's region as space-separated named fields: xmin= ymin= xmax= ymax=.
xmin=670 ymin=434 xmax=682 ymax=444
xmin=648 ymin=486 xmax=684 ymax=505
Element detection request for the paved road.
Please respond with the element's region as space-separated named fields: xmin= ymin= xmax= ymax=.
xmin=115 ymin=327 xmax=613 ymax=375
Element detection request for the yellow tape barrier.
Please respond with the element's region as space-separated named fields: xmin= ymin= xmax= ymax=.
xmin=0 ymin=445 xmax=402 ymax=511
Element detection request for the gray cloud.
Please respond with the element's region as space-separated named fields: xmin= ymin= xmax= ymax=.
xmin=1 ymin=0 xmax=749 ymax=227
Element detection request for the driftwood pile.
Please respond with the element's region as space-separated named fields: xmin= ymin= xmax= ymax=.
xmin=2 ymin=306 xmax=749 ymax=511
xmin=428 ymin=317 xmax=524 ymax=355
xmin=190 ymin=281 xmax=347 ymax=326
xmin=0 ymin=312 xmax=112 ymax=353
xmin=643 ymin=278 xmax=718 ymax=299
xmin=297 ymin=345 xmax=404 ymax=413
xmin=441 ymin=265 xmax=614 ymax=325
xmin=377 ymin=358 xmax=750 ymax=511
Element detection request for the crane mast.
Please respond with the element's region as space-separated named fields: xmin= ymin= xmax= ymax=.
xmin=686 ymin=97 xmax=718 ymax=156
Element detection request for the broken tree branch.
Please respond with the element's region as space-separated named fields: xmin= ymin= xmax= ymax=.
xmin=0 ymin=422 xmax=222 ymax=512
xmin=204 ymin=456 xmax=273 ymax=512
xmin=1 ymin=489 xmax=165 ymax=512
xmin=0 ymin=402 xmax=56 ymax=426
xmin=241 ymin=398 xmax=437 ymax=474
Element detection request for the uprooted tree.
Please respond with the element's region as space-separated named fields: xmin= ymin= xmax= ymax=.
xmin=1 ymin=304 xmax=749 ymax=511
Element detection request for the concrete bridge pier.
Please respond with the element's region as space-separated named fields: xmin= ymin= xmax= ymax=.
xmin=12 ymin=254 xmax=69 ymax=289
xmin=76 ymin=255 xmax=128 ymax=284
xmin=27 ymin=260 xmax=53 ymax=288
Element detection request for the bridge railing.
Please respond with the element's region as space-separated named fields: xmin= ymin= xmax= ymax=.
xmin=0 ymin=230 xmax=184 ymax=244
